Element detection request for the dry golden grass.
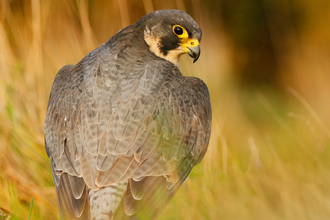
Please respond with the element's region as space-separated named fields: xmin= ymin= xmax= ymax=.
xmin=1 ymin=0 xmax=330 ymax=219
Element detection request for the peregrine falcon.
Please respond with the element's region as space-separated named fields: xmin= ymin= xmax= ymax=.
xmin=44 ymin=9 xmax=211 ymax=220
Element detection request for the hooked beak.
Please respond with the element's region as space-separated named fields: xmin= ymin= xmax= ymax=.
xmin=187 ymin=45 xmax=201 ymax=63
xmin=179 ymin=38 xmax=201 ymax=63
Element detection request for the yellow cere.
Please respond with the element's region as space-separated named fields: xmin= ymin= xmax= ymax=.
xmin=179 ymin=38 xmax=200 ymax=53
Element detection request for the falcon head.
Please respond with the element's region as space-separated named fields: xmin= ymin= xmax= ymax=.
xmin=142 ymin=10 xmax=202 ymax=66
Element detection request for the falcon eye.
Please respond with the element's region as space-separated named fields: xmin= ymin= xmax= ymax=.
xmin=172 ymin=25 xmax=188 ymax=38
xmin=174 ymin=26 xmax=183 ymax=35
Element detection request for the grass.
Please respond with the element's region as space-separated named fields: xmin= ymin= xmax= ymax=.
xmin=1 ymin=0 xmax=330 ymax=219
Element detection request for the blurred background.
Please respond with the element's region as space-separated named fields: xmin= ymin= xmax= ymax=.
xmin=1 ymin=0 xmax=330 ymax=219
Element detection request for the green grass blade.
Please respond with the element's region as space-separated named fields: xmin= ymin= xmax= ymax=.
xmin=27 ymin=198 xmax=34 ymax=220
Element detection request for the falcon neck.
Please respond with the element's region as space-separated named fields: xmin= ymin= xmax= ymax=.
xmin=106 ymin=21 xmax=149 ymax=55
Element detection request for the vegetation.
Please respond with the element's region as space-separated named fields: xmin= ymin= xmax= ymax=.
xmin=0 ymin=0 xmax=330 ymax=219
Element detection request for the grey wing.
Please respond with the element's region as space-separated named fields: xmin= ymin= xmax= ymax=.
xmin=45 ymin=43 xmax=211 ymax=219
xmin=112 ymin=75 xmax=212 ymax=219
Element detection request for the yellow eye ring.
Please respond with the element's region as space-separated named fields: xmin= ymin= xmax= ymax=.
xmin=173 ymin=25 xmax=188 ymax=39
